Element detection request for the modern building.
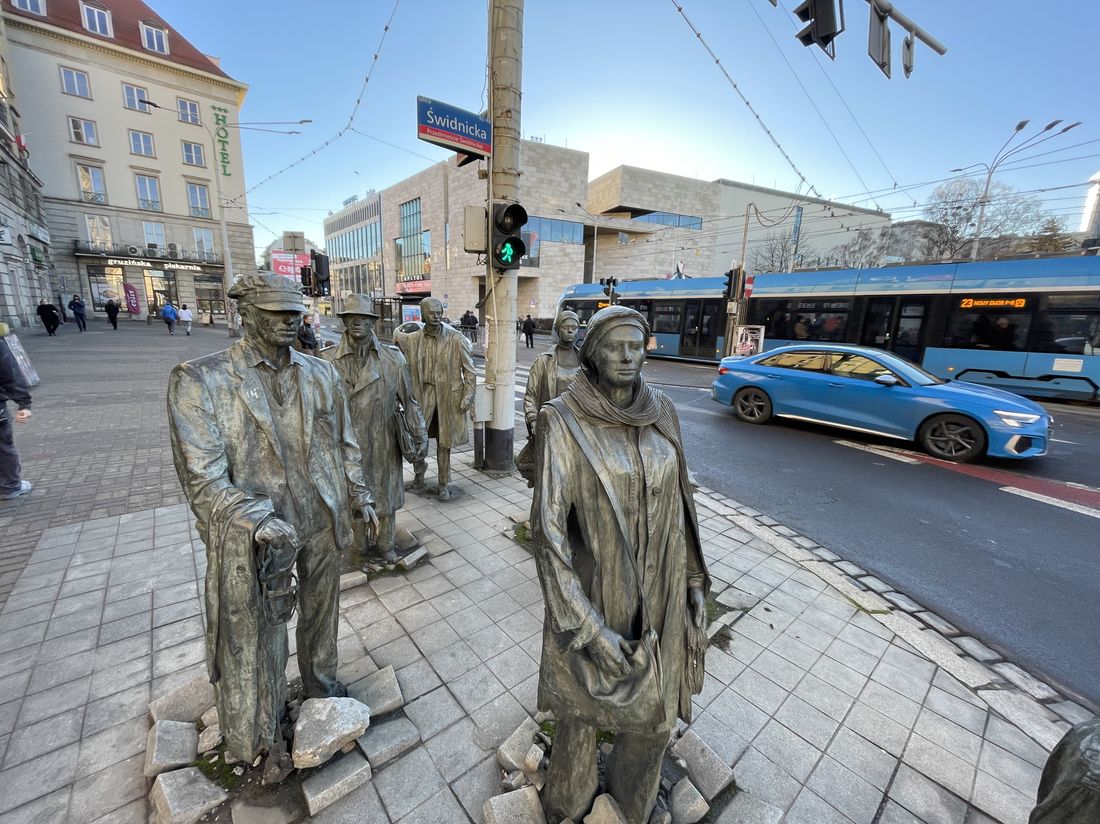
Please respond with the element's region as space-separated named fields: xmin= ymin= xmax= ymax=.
xmin=0 ymin=9 xmax=51 ymax=329
xmin=4 ymin=0 xmax=254 ymax=322
xmin=323 ymin=140 xmax=891 ymax=324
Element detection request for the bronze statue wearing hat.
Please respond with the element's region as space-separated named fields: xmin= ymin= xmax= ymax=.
xmin=402 ymin=296 xmax=475 ymax=501
xmin=322 ymin=294 xmax=426 ymax=565
xmin=167 ymin=273 xmax=379 ymax=775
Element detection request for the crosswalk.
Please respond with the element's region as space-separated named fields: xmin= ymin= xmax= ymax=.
xmin=473 ymin=364 xmax=531 ymax=405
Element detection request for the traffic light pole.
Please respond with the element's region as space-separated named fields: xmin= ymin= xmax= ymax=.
xmin=721 ymin=203 xmax=752 ymax=358
xmin=483 ymin=0 xmax=523 ymax=472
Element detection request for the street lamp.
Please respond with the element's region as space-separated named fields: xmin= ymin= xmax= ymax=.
xmin=146 ymin=101 xmax=309 ymax=336
xmin=566 ymin=202 xmax=600 ymax=282
xmin=951 ymin=118 xmax=1081 ymax=261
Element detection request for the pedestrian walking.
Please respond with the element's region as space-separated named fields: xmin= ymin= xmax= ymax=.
xmin=0 ymin=335 xmax=33 ymax=500
xmin=297 ymin=316 xmax=319 ymax=353
xmin=36 ymin=299 xmax=61 ymax=336
xmin=522 ymin=314 xmax=536 ymax=348
xmin=104 ymin=299 xmax=120 ymax=330
xmin=67 ymin=294 xmax=87 ymax=332
xmin=161 ymin=301 xmax=178 ymax=335
xmin=178 ymin=304 xmax=193 ymax=335
xmin=460 ymin=309 xmax=479 ymax=344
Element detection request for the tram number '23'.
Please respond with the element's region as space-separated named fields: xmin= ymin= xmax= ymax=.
xmin=959 ymin=297 xmax=1028 ymax=310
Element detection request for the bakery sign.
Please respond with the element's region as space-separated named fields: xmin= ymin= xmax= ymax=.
xmin=107 ymin=257 xmax=202 ymax=272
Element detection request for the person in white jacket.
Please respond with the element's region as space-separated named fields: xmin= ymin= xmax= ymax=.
xmin=179 ymin=304 xmax=194 ymax=336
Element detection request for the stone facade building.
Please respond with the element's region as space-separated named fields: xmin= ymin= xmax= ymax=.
xmin=4 ymin=0 xmax=254 ymax=323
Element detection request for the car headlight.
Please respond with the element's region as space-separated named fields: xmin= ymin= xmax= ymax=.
xmin=993 ymin=410 xmax=1041 ymax=428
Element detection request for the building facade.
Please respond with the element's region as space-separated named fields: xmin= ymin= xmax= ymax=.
xmin=323 ymin=192 xmax=382 ymax=300
xmin=4 ymin=0 xmax=253 ymax=322
xmin=0 ymin=9 xmax=51 ymax=329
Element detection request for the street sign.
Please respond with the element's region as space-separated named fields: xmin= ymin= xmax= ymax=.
xmin=744 ymin=276 xmax=755 ymax=298
xmin=416 ymin=96 xmax=492 ymax=158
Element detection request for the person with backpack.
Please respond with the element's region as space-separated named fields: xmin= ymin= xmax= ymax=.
xmin=161 ymin=301 xmax=179 ymax=335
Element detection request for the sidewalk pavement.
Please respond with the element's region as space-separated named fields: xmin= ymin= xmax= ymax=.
xmin=0 ymin=323 xmax=1092 ymax=823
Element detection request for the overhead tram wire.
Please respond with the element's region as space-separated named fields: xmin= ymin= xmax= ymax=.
xmin=227 ymin=0 xmax=402 ymax=205
xmin=745 ymin=0 xmax=880 ymax=208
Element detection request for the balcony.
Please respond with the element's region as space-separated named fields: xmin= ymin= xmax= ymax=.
xmin=189 ymin=205 xmax=211 ymax=219
xmin=138 ymin=198 xmax=161 ymax=211
xmin=81 ymin=191 xmax=106 ymax=204
xmin=73 ymin=239 xmax=223 ymax=265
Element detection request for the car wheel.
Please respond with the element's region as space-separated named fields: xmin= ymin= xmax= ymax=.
xmin=919 ymin=414 xmax=987 ymax=463
xmin=733 ymin=387 xmax=773 ymax=424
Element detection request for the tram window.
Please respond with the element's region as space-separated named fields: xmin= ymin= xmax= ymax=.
xmin=621 ymin=300 xmax=651 ymax=318
xmin=1031 ymin=312 xmax=1100 ymax=354
xmin=944 ymin=301 xmax=1031 ymax=350
xmin=652 ymin=302 xmax=682 ymax=334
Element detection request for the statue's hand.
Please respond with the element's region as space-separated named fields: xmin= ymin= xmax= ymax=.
xmin=360 ymin=505 xmax=379 ymax=543
xmin=689 ymin=587 xmax=706 ymax=630
xmin=459 ymin=398 xmax=471 ymax=413
xmin=255 ymin=518 xmax=300 ymax=572
xmin=587 ymin=625 xmax=630 ymax=680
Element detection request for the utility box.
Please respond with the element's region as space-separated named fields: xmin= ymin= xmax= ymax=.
xmin=473 ymin=378 xmax=494 ymax=423
xmin=463 ymin=206 xmax=487 ymax=254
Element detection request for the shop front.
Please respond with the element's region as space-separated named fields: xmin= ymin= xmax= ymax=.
xmin=77 ymin=249 xmax=225 ymax=321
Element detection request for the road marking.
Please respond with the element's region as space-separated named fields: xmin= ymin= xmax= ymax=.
xmin=1068 ymin=481 xmax=1100 ymax=494
xmin=999 ymin=486 xmax=1100 ymax=520
xmin=833 ymin=440 xmax=922 ymax=464
xmin=1051 ymin=438 xmax=1078 ymax=444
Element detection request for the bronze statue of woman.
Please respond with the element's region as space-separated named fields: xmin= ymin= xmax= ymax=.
xmin=530 ymin=305 xmax=710 ymax=824
xmin=517 ymin=310 xmax=581 ymax=485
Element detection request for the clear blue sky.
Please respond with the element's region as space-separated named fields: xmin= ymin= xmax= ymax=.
xmin=156 ymin=0 xmax=1100 ymax=258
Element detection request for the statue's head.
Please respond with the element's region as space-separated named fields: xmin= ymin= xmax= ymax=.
xmin=339 ymin=294 xmax=379 ymax=342
xmin=229 ymin=272 xmax=306 ymax=349
xmin=420 ymin=297 xmax=444 ymax=329
xmin=579 ymin=305 xmax=650 ymax=392
xmin=555 ymin=310 xmax=581 ymax=346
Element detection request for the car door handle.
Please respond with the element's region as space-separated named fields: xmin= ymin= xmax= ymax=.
xmin=828 ymin=382 xmax=844 ymax=388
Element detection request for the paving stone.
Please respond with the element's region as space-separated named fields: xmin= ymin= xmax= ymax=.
xmin=197 ymin=723 xmax=222 ymax=753
xmin=398 ymin=547 xmax=429 ymax=571
xmin=230 ymin=800 xmax=295 ymax=824
xmin=845 ymin=702 xmax=911 ymax=757
xmin=805 ymin=755 xmax=882 ymax=822
xmin=3 ymin=707 xmax=84 ymax=769
xmin=857 ymin=575 xmax=893 ymax=594
xmin=357 ymin=716 xmax=420 ymax=767
xmin=953 ymin=636 xmax=1001 ymax=663
xmin=310 ymin=781 xmax=386 ymax=824
xmin=583 ymin=792 xmax=627 ymax=823
xmin=991 ymin=662 xmax=1058 ymax=701
xmin=670 ymin=729 xmax=734 ymax=801
xmin=399 ymin=786 xmax=471 ymax=824
xmin=453 ymin=755 xmax=506 ymax=821
xmin=916 ymin=611 xmax=959 ymax=636
xmin=69 ymin=752 xmax=146 ymax=821
xmin=715 ymin=588 xmax=757 ymax=610
xmin=687 ymin=711 xmax=749 ymax=765
xmin=713 ymin=790 xmax=783 ymax=824
xmin=301 ymin=749 xmax=373 ymax=816
xmin=483 ymin=785 xmax=546 ymax=824
xmin=977 ymin=741 xmax=1043 ymax=800
xmin=970 ymin=769 xmax=1033 ymax=824
xmin=887 ymin=764 xmax=966 ymax=824
xmin=497 ymin=715 xmax=540 ymax=771
xmin=834 ymin=561 xmax=866 ymax=577
xmin=347 ymin=664 xmax=404 ymax=716
xmin=144 ymin=719 xmax=199 ymax=777
xmin=669 ymin=777 xmax=708 ymax=824
xmin=983 ymin=715 xmax=1050 ymax=769
xmin=292 ymin=697 xmax=373 ymax=769
xmin=923 ymin=686 xmax=987 ymax=735
xmin=751 ymin=720 xmax=820 ymax=782
xmin=1049 ymin=700 xmax=1094 ymax=726
xmin=75 ymin=715 xmax=149 ymax=780
xmin=427 ymin=717 xmax=494 ymax=782
xmin=405 ymin=686 xmax=466 ymax=740
xmin=149 ymin=766 xmax=228 ymax=824
xmin=373 ymin=746 xmax=447 ymax=820
xmin=882 ymin=591 xmax=923 ymax=612
xmin=147 ymin=675 xmax=214 ymax=723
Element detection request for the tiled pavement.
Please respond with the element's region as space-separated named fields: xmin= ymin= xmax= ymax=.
xmin=0 ymin=324 xmax=1091 ymax=823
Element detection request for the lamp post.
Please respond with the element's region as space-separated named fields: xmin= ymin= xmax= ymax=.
xmin=573 ymin=202 xmax=599 ymax=283
xmin=952 ymin=118 xmax=1081 ymax=261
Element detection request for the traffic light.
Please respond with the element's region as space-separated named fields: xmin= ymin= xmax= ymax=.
xmin=724 ymin=269 xmax=736 ymax=298
xmin=490 ymin=202 xmax=528 ymax=270
xmin=313 ymin=251 xmax=331 ymax=296
xmin=599 ymin=277 xmax=619 ymax=304
xmin=793 ymin=0 xmax=843 ymax=55
xmin=300 ymin=265 xmax=313 ymax=292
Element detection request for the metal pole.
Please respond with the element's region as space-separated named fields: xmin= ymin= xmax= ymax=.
xmin=483 ymin=0 xmax=523 ymax=471
xmin=970 ymin=166 xmax=993 ymax=262
xmin=202 ymin=119 xmax=240 ymax=338
xmin=722 ymin=203 xmax=752 ymax=358
xmin=865 ymin=0 xmax=947 ymax=55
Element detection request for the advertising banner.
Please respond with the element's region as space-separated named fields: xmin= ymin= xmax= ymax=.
xmin=735 ymin=325 xmax=766 ymax=357
xmin=122 ymin=282 xmax=142 ymax=314
xmin=270 ymin=251 xmax=310 ymax=277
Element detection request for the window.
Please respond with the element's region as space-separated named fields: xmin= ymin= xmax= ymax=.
xmin=520 ymin=216 xmax=584 ymax=267
xmin=77 ymin=164 xmax=106 ymax=204
xmin=830 ymin=353 xmax=894 ymax=382
xmin=760 ymin=351 xmax=831 ymax=372
xmin=943 ymin=296 xmax=1033 ymax=351
xmin=181 ymin=141 xmax=205 ymax=167
xmin=193 ymin=227 xmax=215 ymax=255
xmin=748 ymin=298 xmax=851 ymax=342
xmin=122 ymin=83 xmax=149 ymax=112
xmin=135 ymin=174 xmax=161 ymax=211
xmin=128 ymin=129 xmax=154 ymax=157
xmin=86 ymin=215 xmax=111 ymax=246
xmin=631 ymin=211 xmax=703 ymax=230
xmin=81 ymin=2 xmax=112 ymax=36
xmin=86 ymin=265 xmax=124 ymax=310
xmin=143 ymin=221 xmax=165 ymax=247
xmin=68 ymin=116 xmax=98 ymax=145
xmin=13 ymin=0 xmax=45 ymax=14
xmin=186 ymin=183 xmax=210 ymax=218
xmin=60 ymin=67 xmax=91 ymax=98
xmin=1029 ymin=294 xmax=1100 ymax=355
xmin=652 ymin=301 xmax=682 ymax=334
xmin=140 ymin=22 xmax=169 ymax=54
xmin=397 ymin=198 xmax=428 ymax=279
xmin=177 ymin=98 xmax=200 ymax=124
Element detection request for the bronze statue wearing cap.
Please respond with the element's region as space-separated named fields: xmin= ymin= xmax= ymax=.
xmin=322 ymin=294 xmax=427 ymax=565
xmin=402 ymin=296 xmax=475 ymax=501
xmin=167 ymin=273 xmax=378 ymax=776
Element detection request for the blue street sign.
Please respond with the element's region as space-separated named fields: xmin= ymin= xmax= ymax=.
xmin=416 ymin=96 xmax=492 ymax=158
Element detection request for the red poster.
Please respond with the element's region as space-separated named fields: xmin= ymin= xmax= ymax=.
xmin=122 ymin=282 xmax=141 ymax=314
xmin=270 ymin=251 xmax=311 ymax=277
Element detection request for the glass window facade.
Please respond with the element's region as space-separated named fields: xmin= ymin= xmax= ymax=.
xmin=177 ymin=98 xmax=199 ymax=124
xmin=60 ymin=67 xmax=90 ymax=98
xmin=77 ymin=164 xmax=106 ymax=203
xmin=69 ymin=117 xmax=97 ymax=145
xmin=122 ymin=83 xmax=149 ymax=112
xmin=143 ymin=221 xmax=165 ymax=247
xmin=186 ymin=183 xmax=210 ymax=218
xmin=86 ymin=215 xmax=111 ymax=246
xmin=128 ymin=129 xmax=154 ymax=157
xmin=520 ymin=215 xmax=583 ymax=268
xmin=135 ymin=174 xmax=161 ymax=210
xmin=141 ymin=23 xmax=168 ymax=54
xmin=81 ymin=2 xmax=111 ymax=35
xmin=181 ymin=141 xmax=205 ymax=166
xmin=193 ymin=227 xmax=214 ymax=254
xmin=397 ymin=198 xmax=429 ymax=280
xmin=631 ymin=211 xmax=703 ymax=230
xmin=14 ymin=0 xmax=46 ymax=14
xmin=86 ymin=265 xmax=124 ymax=310
xmin=329 ymin=220 xmax=382 ymax=265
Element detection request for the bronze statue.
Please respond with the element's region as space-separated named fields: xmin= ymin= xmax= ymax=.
xmin=321 ymin=294 xmax=426 ymax=565
xmin=517 ymin=310 xmax=581 ymax=485
xmin=167 ymin=273 xmax=378 ymax=771
xmin=530 ymin=306 xmax=710 ymax=824
xmin=1030 ymin=717 xmax=1100 ymax=823
xmin=402 ymin=297 xmax=475 ymax=501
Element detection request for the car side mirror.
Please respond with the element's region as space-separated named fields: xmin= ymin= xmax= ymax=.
xmin=874 ymin=374 xmax=899 ymax=387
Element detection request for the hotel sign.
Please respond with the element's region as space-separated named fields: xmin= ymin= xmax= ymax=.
xmin=108 ymin=257 xmax=202 ymax=272
xmin=211 ymin=104 xmax=232 ymax=177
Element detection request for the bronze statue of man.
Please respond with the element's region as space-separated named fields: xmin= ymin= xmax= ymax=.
xmin=167 ymin=273 xmax=378 ymax=770
xmin=402 ymin=296 xmax=475 ymax=501
xmin=531 ymin=305 xmax=709 ymax=824
xmin=322 ymin=294 xmax=426 ymax=565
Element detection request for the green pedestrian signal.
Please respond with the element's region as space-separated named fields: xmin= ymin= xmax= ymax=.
xmin=491 ymin=201 xmax=528 ymax=271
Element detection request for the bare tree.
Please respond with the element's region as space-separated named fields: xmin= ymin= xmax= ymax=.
xmin=1022 ymin=217 xmax=1077 ymax=254
xmin=920 ymin=178 xmax=1046 ymax=259
xmin=751 ymin=231 xmax=793 ymax=274
xmin=828 ymin=226 xmax=888 ymax=269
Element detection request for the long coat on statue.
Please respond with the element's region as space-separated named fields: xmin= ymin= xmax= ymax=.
xmin=167 ymin=341 xmax=372 ymax=761
xmin=402 ymin=322 xmax=475 ymax=448
xmin=321 ymin=334 xmax=426 ymax=517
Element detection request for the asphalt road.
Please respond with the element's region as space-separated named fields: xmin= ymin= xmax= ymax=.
xmin=661 ymin=375 xmax=1100 ymax=709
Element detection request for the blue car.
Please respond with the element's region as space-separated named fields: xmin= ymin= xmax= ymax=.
xmin=711 ymin=344 xmax=1051 ymax=462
